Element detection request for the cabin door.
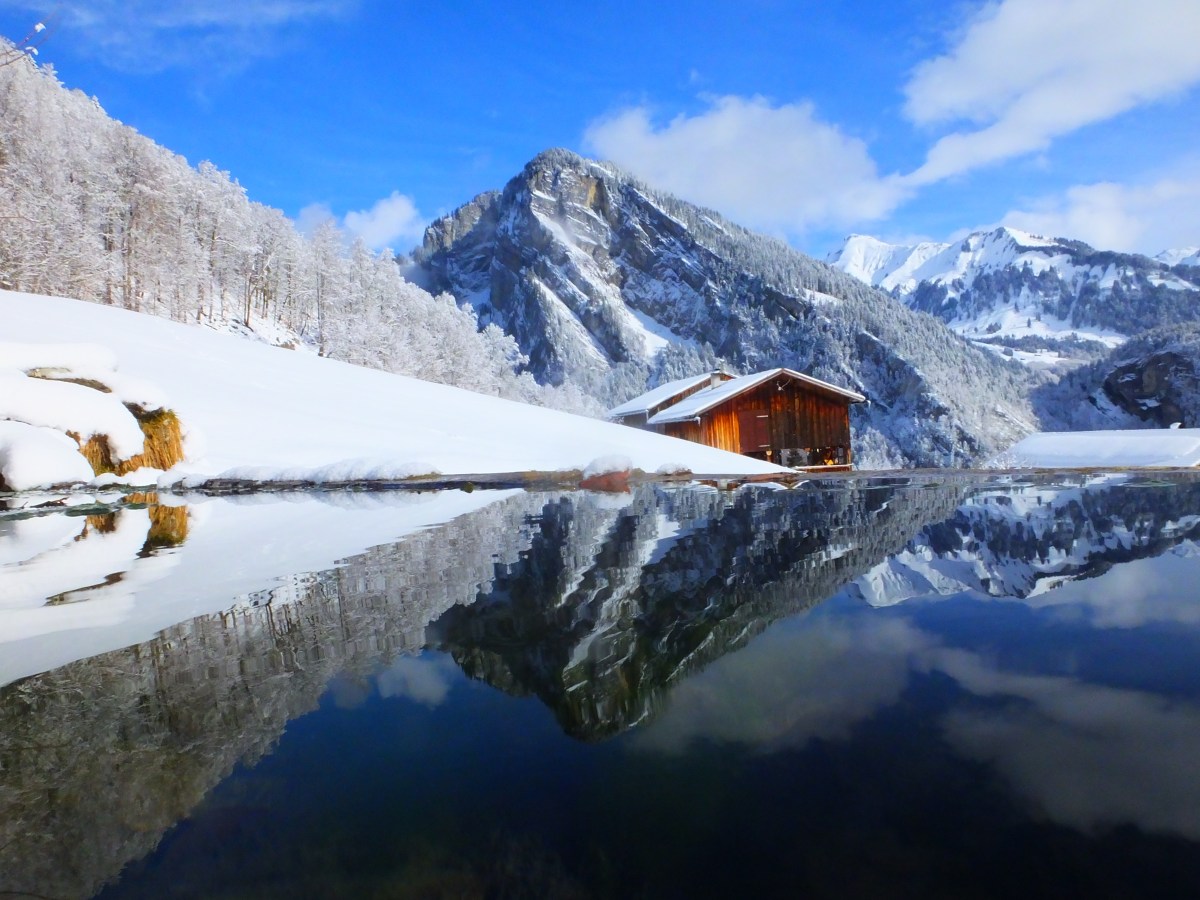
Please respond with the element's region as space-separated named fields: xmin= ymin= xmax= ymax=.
xmin=738 ymin=409 xmax=771 ymax=455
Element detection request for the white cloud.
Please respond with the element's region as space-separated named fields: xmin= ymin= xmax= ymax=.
xmin=342 ymin=191 xmax=426 ymax=251
xmin=1001 ymin=168 xmax=1200 ymax=254
xmin=3 ymin=0 xmax=360 ymax=72
xmin=295 ymin=201 xmax=337 ymax=237
xmin=903 ymin=0 xmax=1200 ymax=184
xmin=583 ymin=96 xmax=907 ymax=239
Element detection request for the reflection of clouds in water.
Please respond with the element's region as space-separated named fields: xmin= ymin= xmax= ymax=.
xmin=636 ymin=596 xmax=1200 ymax=842
xmin=376 ymin=655 xmax=457 ymax=708
xmin=1022 ymin=548 xmax=1200 ymax=629
xmin=634 ymin=614 xmax=935 ymax=753
xmin=926 ymin=646 xmax=1200 ymax=840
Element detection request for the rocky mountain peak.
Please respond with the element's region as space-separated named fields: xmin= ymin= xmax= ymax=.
xmin=413 ymin=149 xmax=1036 ymax=467
xmin=830 ymin=226 xmax=1200 ymax=372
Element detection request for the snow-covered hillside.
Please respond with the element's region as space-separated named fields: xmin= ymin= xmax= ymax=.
xmin=0 ymin=289 xmax=787 ymax=489
xmin=829 ymin=228 xmax=1200 ymax=369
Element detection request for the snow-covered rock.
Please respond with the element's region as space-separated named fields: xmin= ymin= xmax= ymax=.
xmin=0 ymin=421 xmax=95 ymax=490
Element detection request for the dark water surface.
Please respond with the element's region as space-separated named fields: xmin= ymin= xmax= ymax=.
xmin=5 ymin=474 xmax=1200 ymax=898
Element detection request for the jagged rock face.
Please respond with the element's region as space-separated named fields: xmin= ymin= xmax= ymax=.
xmin=1034 ymin=323 xmax=1200 ymax=432
xmin=1103 ymin=352 xmax=1196 ymax=427
xmin=419 ymin=152 xmax=726 ymax=383
xmin=416 ymin=149 xmax=1036 ymax=467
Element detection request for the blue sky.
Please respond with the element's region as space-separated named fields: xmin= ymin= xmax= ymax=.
xmin=3 ymin=0 xmax=1198 ymax=257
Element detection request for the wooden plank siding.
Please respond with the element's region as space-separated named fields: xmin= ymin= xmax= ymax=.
xmin=661 ymin=375 xmax=853 ymax=467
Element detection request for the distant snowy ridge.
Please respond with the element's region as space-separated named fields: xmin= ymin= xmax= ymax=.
xmin=1156 ymin=247 xmax=1200 ymax=268
xmin=830 ymin=227 xmax=1061 ymax=296
xmin=828 ymin=228 xmax=1200 ymax=366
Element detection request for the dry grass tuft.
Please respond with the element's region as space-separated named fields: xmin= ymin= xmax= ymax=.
xmin=128 ymin=408 xmax=184 ymax=473
xmin=127 ymin=492 xmax=190 ymax=548
xmin=85 ymin=513 xmax=118 ymax=534
xmin=147 ymin=502 xmax=189 ymax=548
xmin=26 ymin=373 xmax=185 ymax=476
xmin=72 ymin=408 xmax=185 ymax=476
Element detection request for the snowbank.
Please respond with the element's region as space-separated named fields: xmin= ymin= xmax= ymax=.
xmin=0 ymin=337 xmax=182 ymax=489
xmin=0 ymin=421 xmax=96 ymax=490
xmin=1005 ymin=429 xmax=1200 ymax=469
xmin=1 ymin=290 xmax=787 ymax=487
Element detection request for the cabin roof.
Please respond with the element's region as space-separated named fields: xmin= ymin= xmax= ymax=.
xmin=607 ymin=372 xmax=720 ymax=418
xmin=648 ymin=368 xmax=865 ymax=425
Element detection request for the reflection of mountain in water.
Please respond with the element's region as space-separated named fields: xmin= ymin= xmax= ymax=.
xmin=6 ymin=477 xmax=1200 ymax=897
xmin=852 ymin=476 xmax=1200 ymax=607
xmin=430 ymin=481 xmax=967 ymax=740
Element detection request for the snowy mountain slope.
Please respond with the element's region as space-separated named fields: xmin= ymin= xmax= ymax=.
xmin=1157 ymin=248 xmax=1200 ymax=268
xmin=1034 ymin=322 xmax=1200 ymax=431
xmin=829 ymin=228 xmax=1200 ymax=360
xmin=0 ymin=289 xmax=787 ymax=485
xmin=413 ymin=149 xmax=1037 ymax=468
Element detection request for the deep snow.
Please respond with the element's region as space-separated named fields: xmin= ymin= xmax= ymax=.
xmin=1005 ymin=429 xmax=1200 ymax=469
xmin=0 ymin=289 xmax=788 ymax=488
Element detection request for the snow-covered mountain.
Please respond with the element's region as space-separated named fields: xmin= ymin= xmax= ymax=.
xmin=1156 ymin=247 xmax=1200 ymax=268
xmin=829 ymin=228 xmax=1200 ymax=367
xmin=431 ymin=479 xmax=967 ymax=739
xmin=412 ymin=150 xmax=1036 ymax=468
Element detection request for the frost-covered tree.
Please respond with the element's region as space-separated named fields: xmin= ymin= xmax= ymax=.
xmin=0 ymin=43 xmax=552 ymax=405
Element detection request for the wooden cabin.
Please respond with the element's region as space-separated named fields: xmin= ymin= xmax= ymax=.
xmin=610 ymin=368 xmax=865 ymax=469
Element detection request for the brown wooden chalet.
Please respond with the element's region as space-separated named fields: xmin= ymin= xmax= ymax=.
xmin=610 ymin=368 xmax=865 ymax=469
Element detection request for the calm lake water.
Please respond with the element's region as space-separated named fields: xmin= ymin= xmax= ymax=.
xmin=4 ymin=473 xmax=1200 ymax=898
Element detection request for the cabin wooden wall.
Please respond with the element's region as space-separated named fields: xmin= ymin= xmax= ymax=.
xmin=661 ymin=377 xmax=853 ymax=466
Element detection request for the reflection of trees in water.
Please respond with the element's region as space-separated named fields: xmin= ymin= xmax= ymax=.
xmin=5 ymin=477 xmax=1200 ymax=897
xmin=431 ymin=481 xmax=969 ymax=740
xmin=0 ymin=491 xmax=544 ymax=900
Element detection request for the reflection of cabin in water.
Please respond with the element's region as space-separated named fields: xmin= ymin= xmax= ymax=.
xmin=608 ymin=368 xmax=865 ymax=469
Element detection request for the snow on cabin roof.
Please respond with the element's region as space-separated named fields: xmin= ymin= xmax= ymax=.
xmin=607 ymin=372 xmax=720 ymax=418
xmin=648 ymin=368 xmax=865 ymax=425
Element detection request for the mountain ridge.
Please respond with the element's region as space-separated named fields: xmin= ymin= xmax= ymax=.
xmin=828 ymin=228 xmax=1200 ymax=369
xmin=414 ymin=148 xmax=1037 ymax=468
